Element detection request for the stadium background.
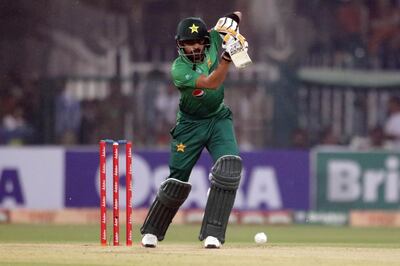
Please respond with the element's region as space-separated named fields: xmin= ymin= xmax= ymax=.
xmin=1 ymin=0 xmax=400 ymax=231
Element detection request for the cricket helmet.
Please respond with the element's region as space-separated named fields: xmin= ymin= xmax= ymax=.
xmin=175 ymin=17 xmax=210 ymax=63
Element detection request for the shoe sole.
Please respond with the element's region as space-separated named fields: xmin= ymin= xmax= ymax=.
xmin=141 ymin=243 xmax=156 ymax=248
xmin=205 ymin=244 xmax=220 ymax=249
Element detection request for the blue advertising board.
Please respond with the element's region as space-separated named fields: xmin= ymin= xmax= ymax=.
xmin=65 ymin=149 xmax=310 ymax=210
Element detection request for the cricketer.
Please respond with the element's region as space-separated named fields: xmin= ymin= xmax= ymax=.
xmin=140 ymin=11 xmax=249 ymax=249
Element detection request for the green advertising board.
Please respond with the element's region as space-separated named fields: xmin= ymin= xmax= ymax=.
xmin=313 ymin=149 xmax=400 ymax=211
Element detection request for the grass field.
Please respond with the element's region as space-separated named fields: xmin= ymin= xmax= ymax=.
xmin=0 ymin=224 xmax=399 ymax=266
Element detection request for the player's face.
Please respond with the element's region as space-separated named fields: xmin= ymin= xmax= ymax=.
xmin=181 ymin=39 xmax=206 ymax=63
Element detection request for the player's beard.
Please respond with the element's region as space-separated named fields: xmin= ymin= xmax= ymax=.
xmin=187 ymin=48 xmax=205 ymax=64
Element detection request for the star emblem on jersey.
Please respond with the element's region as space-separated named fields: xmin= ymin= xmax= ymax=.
xmin=189 ymin=24 xmax=199 ymax=33
xmin=176 ymin=143 xmax=186 ymax=152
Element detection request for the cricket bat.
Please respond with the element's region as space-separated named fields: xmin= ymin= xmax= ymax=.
xmin=226 ymin=35 xmax=252 ymax=69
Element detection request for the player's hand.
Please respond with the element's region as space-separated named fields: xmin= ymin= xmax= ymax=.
xmin=235 ymin=33 xmax=248 ymax=51
xmin=222 ymin=32 xmax=248 ymax=53
xmin=223 ymin=36 xmax=241 ymax=58
xmin=222 ymin=32 xmax=252 ymax=68
xmin=214 ymin=16 xmax=240 ymax=37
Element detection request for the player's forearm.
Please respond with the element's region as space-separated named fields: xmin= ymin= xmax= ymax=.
xmin=196 ymin=60 xmax=230 ymax=89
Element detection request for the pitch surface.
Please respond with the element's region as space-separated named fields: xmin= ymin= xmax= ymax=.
xmin=0 ymin=224 xmax=399 ymax=266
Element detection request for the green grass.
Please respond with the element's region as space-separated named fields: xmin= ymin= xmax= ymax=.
xmin=0 ymin=224 xmax=399 ymax=266
xmin=1 ymin=224 xmax=399 ymax=247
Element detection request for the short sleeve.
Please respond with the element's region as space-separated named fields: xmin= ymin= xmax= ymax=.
xmin=171 ymin=61 xmax=201 ymax=89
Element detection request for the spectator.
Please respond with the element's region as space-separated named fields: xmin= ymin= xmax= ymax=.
xmin=318 ymin=126 xmax=341 ymax=146
xmin=55 ymin=84 xmax=81 ymax=145
xmin=1 ymin=107 xmax=34 ymax=145
xmin=350 ymin=125 xmax=386 ymax=150
xmin=291 ymin=128 xmax=309 ymax=149
xmin=369 ymin=126 xmax=386 ymax=148
xmin=384 ymin=96 xmax=400 ymax=148
xmin=95 ymin=80 xmax=126 ymax=143
xmin=334 ymin=0 xmax=368 ymax=67
xmin=79 ymin=100 xmax=98 ymax=144
xmin=225 ymin=83 xmax=269 ymax=150
xmin=0 ymin=72 xmax=36 ymax=145
xmin=154 ymin=84 xmax=179 ymax=147
xmin=368 ymin=0 xmax=400 ymax=68
xmin=137 ymin=69 xmax=166 ymax=145
xmin=155 ymin=84 xmax=179 ymax=127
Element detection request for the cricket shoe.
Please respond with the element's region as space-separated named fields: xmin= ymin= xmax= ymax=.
xmin=204 ymin=236 xmax=221 ymax=249
xmin=141 ymin=233 xmax=158 ymax=248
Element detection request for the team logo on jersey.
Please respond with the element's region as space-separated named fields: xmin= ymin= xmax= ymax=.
xmin=185 ymin=74 xmax=192 ymax=80
xmin=192 ymin=89 xmax=205 ymax=97
xmin=176 ymin=143 xmax=186 ymax=152
xmin=207 ymin=58 xmax=212 ymax=68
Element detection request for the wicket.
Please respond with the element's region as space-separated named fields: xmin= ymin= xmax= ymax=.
xmin=99 ymin=139 xmax=132 ymax=246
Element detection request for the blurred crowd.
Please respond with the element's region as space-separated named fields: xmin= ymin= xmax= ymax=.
xmin=1 ymin=0 xmax=400 ymax=149
xmin=0 ymin=72 xmax=37 ymax=145
xmin=305 ymin=0 xmax=400 ymax=69
xmin=1 ymin=70 xmax=399 ymax=151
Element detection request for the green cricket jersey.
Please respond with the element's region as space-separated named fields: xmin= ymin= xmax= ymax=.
xmin=171 ymin=29 xmax=225 ymax=119
xmin=167 ymin=27 xmax=239 ymax=181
